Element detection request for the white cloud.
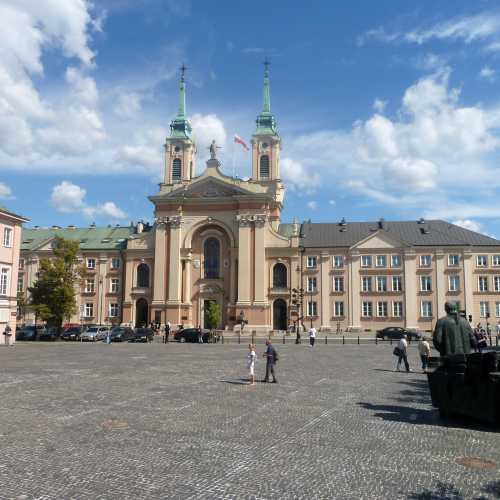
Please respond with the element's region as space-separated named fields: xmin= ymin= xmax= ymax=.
xmin=479 ymin=65 xmax=496 ymax=82
xmin=329 ymin=199 xmax=336 ymax=206
xmin=190 ymin=114 xmax=227 ymax=154
xmin=0 ymin=182 xmax=13 ymax=199
xmin=116 ymin=127 xmax=166 ymax=173
xmin=307 ymin=201 xmax=317 ymax=210
xmin=281 ymin=158 xmax=321 ymax=194
xmin=51 ymin=181 xmax=127 ymax=220
xmin=452 ymin=219 xmax=482 ymax=233
xmin=373 ymin=99 xmax=387 ymax=113
xmin=114 ymin=91 xmax=142 ymax=117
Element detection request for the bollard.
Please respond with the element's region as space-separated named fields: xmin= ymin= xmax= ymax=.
xmin=342 ymin=335 xmax=345 ymax=345
xmin=496 ymin=336 xmax=498 ymax=347
xmin=325 ymin=336 xmax=327 ymax=345
xmin=238 ymin=333 xmax=241 ymax=344
xmin=252 ymin=331 xmax=255 ymax=345
xmin=222 ymin=335 xmax=224 ymax=344
xmin=357 ymin=336 xmax=360 ymax=345
xmin=283 ymin=335 xmax=285 ymax=344
xmin=375 ymin=336 xmax=378 ymax=345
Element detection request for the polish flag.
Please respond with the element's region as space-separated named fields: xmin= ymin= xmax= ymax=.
xmin=234 ymin=134 xmax=249 ymax=151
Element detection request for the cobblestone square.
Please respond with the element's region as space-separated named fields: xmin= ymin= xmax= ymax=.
xmin=0 ymin=342 xmax=499 ymax=499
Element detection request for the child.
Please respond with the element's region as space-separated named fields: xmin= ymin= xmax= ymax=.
xmin=247 ymin=344 xmax=256 ymax=386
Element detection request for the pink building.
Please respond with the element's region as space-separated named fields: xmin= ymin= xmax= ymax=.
xmin=0 ymin=206 xmax=29 ymax=345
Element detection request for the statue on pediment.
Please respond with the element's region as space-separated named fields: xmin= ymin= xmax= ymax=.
xmin=209 ymin=140 xmax=222 ymax=159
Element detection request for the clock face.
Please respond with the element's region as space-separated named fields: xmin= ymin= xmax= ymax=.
xmin=174 ymin=146 xmax=181 ymax=152
xmin=262 ymin=142 xmax=269 ymax=149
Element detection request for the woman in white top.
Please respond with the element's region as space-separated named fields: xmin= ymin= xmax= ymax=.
xmin=247 ymin=344 xmax=256 ymax=385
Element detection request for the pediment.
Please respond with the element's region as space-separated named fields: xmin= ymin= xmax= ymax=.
xmin=165 ymin=177 xmax=254 ymax=199
xmin=352 ymin=230 xmax=406 ymax=250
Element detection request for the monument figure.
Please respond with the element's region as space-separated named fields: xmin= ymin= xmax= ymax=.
xmin=208 ymin=140 xmax=222 ymax=159
xmin=433 ymin=302 xmax=474 ymax=356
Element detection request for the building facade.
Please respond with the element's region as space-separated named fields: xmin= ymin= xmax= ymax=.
xmin=18 ymin=68 xmax=500 ymax=333
xmin=1 ymin=206 xmax=28 ymax=343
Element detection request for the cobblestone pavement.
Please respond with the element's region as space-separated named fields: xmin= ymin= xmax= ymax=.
xmin=0 ymin=342 xmax=499 ymax=499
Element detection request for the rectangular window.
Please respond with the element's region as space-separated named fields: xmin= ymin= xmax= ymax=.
xmin=448 ymin=254 xmax=459 ymax=266
xmin=494 ymin=276 xmax=500 ymax=292
xmin=333 ymin=255 xmax=344 ymax=268
xmin=421 ymin=301 xmax=433 ymax=318
xmin=306 ymin=256 xmax=317 ymax=268
xmin=85 ymin=278 xmax=95 ymax=293
xmin=362 ymin=301 xmax=373 ymax=317
xmin=420 ymin=276 xmax=432 ymax=292
xmin=478 ymin=276 xmax=489 ymax=292
xmin=361 ymin=276 xmax=372 ymax=292
xmin=449 ymin=275 xmax=460 ymax=292
xmin=393 ymin=301 xmax=403 ymax=318
xmin=307 ymin=277 xmax=317 ymax=292
xmin=361 ymin=255 xmax=372 ymax=268
xmin=85 ymin=303 xmax=94 ymax=318
xmin=19 ymin=258 xmax=24 ymax=270
xmin=334 ymin=276 xmax=344 ymax=292
xmin=307 ymin=301 xmax=317 ymax=316
xmin=376 ymin=255 xmax=387 ymax=267
xmin=391 ymin=255 xmax=402 ymax=267
xmin=477 ymin=255 xmax=487 ymax=267
xmin=493 ymin=255 xmax=500 ymax=267
xmin=3 ymin=227 xmax=12 ymax=247
xmin=110 ymin=278 xmax=120 ymax=293
xmin=334 ymin=301 xmax=344 ymax=317
xmin=0 ymin=268 xmax=8 ymax=295
xmin=17 ymin=274 xmax=23 ymax=293
xmin=111 ymin=257 xmax=120 ymax=270
xmin=496 ymin=302 xmax=500 ymax=318
xmin=392 ymin=276 xmax=402 ymax=292
xmin=480 ymin=301 xmax=490 ymax=318
xmin=109 ymin=303 xmax=119 ymax=317
xmin=377 ymin=301 xmax=388 ymax=317
xmin=87 ymin=258 xmax=96 ymax=270
xmin=420 ymin=255 xmax=431 ymax=267
xmin=376 ymin=276 xmax=387 ymax=292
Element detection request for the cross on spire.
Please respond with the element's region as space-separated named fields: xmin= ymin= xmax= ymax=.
xmin=180 ymin=63 xmax=187 ymax=81
xmin=263 ymin=58 xmax=270 ymax=73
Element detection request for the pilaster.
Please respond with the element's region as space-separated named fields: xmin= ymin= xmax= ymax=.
xmin=152 ymin=225 xmax=167 ymax=303
xmin=236 ymin=217 xmax=251 ymax=305
xmin=463 ymin=249 xmax=474 ymax=319
xmin=253 ymin=216 xmax=267 ymax=305
xmin=320 ymin=252 xmax=330 ymax=330
xmin=435 ymin=250 xmax=446 ymax=318
xmin=403 ymin=250 xmax=418 ymax=330
xmin=348 ymin=251 xmax=361 ymax=331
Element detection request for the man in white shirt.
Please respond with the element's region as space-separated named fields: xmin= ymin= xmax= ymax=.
xmin=395 ymin=335 xmax=411 ymax=372
xmin=418 ymin=337 xmax=431 ymax=373
xmin=309 ymin=326 xmax=317 ymax=347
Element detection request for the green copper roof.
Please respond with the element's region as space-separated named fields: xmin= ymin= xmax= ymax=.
xmin=20 ymin=226 xmax=136 ymax=252
xmin=170 ymin=65 xmax=192 ymax=139
xmin=255 ymin=62 xmax=278 ymax=136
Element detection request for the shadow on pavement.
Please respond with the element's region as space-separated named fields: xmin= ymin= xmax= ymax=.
xmin=406 ymin=479 xmax=500 ymax=499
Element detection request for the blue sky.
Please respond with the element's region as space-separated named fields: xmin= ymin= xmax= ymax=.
xmin=2 ymin=0 xmax=500 ymax=237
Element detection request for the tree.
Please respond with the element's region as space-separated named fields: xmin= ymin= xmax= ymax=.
xmin=16 ymin=292 xmax=29 ymax=321
xmin=205 ymin=301 xmax=220 ymax=330
xmin=29 ymin=237 xmax=84 ymax=328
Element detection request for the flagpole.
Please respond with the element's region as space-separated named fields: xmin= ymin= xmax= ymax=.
xmin=232 ymin=137 xmax=236 ymax=178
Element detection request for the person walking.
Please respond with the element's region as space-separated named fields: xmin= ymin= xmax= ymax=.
xmin=295 ymin=322 xmax=301 ymax=344
xmin=418 ymin=337 xmax=431 ymax=373
xmin=247 ymin=344 xmax=256 ymax=385
xmin=197 ymin=325 xmax=203 ymax=344
xmin=3 ymin=324 xmax=12 ymax=346
xmin=262 ymin=340 xmax=278 ymax=383
xmin=394 ymin=335 xmax=410 ymax=372
xmin=164 ymin=321 xmax=171 ymax=343
xmin=308 ymin=326 xmax=316 ymax=347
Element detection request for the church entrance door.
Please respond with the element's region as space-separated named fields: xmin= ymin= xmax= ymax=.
xmin=273 ymin=299 xmax=287 ymax=331
xmin=135 ymin=298 xmax=148 ymax=327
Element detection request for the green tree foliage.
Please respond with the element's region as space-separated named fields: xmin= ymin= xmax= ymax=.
xmin=29 ymin=237 xmax=84 ymax=328
xmin=205 ymin=301 xmax=220 ymax=330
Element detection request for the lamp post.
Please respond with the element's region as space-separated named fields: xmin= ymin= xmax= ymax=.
xmin=298 ymin=245 xmax=305 ymax=332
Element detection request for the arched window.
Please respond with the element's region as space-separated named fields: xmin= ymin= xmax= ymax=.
xmin=137 ymin=263 xmax=150 ymax=288
xmin=273 ymin=263 xmax=287 ymax=288
xmin=204 ymin=237 xmax=220 ymax=279
xmin=260 ymin=155 xmax=270 ymax=178
xmin=172 ymin=158 xmax=182 ymax=181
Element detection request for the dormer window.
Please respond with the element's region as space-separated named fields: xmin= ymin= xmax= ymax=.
xmin=172 ymin=158 xmax=182 ymax=181
xmin=259 ymin=155 xmax=270 ymax=178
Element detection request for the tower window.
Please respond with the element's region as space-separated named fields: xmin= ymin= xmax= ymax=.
xmin=172 ymin=158 xmax=182 ymax=181
xmin=260 ymin=155 xmax=270 ymax=178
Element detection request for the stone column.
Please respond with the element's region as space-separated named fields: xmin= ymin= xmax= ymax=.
xmin=237 ymin=216 xmax=251 ymax=305
xmin=152 ymin=224 xmax=167 ymax=305
xmin=463 ymin=249 xmax=474 ymax=319
xmin=253 ymin=216 xmax=267 ymax=305
xmin=183 ymin=254 xmax=192 ymax=304
xmin=320 ymin=252 xmax=330 ymax=330
xmin=403 ymin=250 xmax=418 ymax=330
xmin=435 ymin=250 xmax=446 ymax=319
xmin=229 ymin=249 xmax=237 ymax=305
xmin=348 ymin=251 xmax=361 ymax=331
xmin=167 ymin=217 xmax=183 ymax=304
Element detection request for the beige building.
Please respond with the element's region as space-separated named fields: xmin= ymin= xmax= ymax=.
xmin=1 ymin=206 xmax=28 ymax=343
xmin=18 ymin=67 xmax=500 ymax=333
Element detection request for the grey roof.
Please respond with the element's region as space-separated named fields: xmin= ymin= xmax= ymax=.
xmin=300 ymin=220 xmax=500 ymax=248
xmin=0 ymin=205 xmax=29 ymax=222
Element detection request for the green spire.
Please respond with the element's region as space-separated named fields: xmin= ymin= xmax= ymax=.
xmin=170 ymin=64 xmax=192 ymax=139
xmin=255 ymin=60 xmax=278 ymax=135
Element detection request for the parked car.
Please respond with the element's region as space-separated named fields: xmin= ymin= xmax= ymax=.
xmin=174 ymin=327 xmax=209 ymax=343
xmin=16 ymin=325 xmax=46 ymax=341
xmin=61 ymin=326 xmax=83 ymax=341
xmin=81 ymin=326 xmax=110 ymax=342
xmin=109 ymin=326 xmax=135 ymax=342
xmin=375 ymin=327 xmax=421 ymax=340
xmin=129 ymin=327 xmax=154 ymax=343
xmin=38 ymin=327 xmax=60 ymax=341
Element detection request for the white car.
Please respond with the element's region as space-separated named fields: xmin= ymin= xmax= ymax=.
xmin=81 ymin=326 xmax=111 ymax=342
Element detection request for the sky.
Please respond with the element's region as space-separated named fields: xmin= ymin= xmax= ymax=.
xmin=2 ymin=0 xmax=500 ymax=238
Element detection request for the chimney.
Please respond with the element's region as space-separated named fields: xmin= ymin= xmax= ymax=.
xmin=136 ymin=221 xmax=144 ymax=234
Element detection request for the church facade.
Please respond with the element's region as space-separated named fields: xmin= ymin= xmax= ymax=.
xmin=18 ymin=68 xmax=500 ymax=333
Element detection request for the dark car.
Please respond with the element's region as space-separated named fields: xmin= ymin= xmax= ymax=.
xmin=109 ymin=326 xmax=135 ymax=342
xmin=174 ymin=328 xmax=209 ymax=343
xmin=375 ymin=327 xmax=421 ymax=340
xmin=129 ymin=327 xmax=154 ymax=343
xmin=16 ymin=325 xmax=46 ymax=341
xmin=61 ymin=326 xmax=83 ymax=341
xmin=39 ymin=327 xmax=60 ymax=341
